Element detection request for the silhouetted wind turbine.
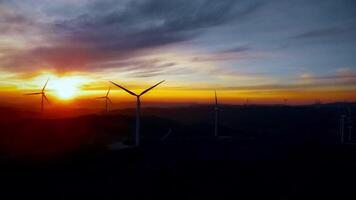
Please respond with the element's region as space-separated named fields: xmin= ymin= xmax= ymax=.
xmin=244 ymin=98 xmax=249 ymax=106
xmin=347 ymin=108 xmax=353 ymax=142
xmin=340 ymin=114 xmax=346 ymax=144
xmin=96 ymin=87 xmax=113 ymax=112
xmin=283 ymin=98 xmax=288 ymax=105
xmin=110 ymin=80 xmax=165 ymax=146
xmin=214 ymin=90 xmax=219 ymax=137
xmin=25 ymin=79 xmax=49 ymax=112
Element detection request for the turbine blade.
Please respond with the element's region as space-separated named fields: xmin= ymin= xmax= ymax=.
xmin=139 ymin=80 xmax=165 ymax=96
xmin=42 ymin=78 xmax=49 ymax=92
xmin=106 ymin=87 xmax=111 ymax=97
xmin=110 ymin=81 xmax=137 ymax=96
xmin=25 ymin=92 xmax=41 ymax=95
xmin=43 ymin=94 xmax=50 ymax=104
xmin=107 ymin=97 xmax=113 ymax=104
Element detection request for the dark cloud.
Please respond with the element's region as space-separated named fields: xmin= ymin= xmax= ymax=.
xmin=191 ymin=45 xmax=265 ymax=63
xmin=292 ymin=22 xmax=356 ymax=40
xmin=313 ymin=74 xmax=356 ymax=80
xmin=220 ymin=45 xmax=250 ymax=53
xmin=0 ymin=8 xmax=35 ymax=34
xmin=92 ymin=58 xmax=185 ymax=78
xmin=171 ymin=70 xmax=356 ymax=91
xmin=1 ymin=0 xmax=265 ymax=72
xmin=2 ymin=0 xmax=355 ymax=87
xmin=177 ymin=80 xmax=356 ymax=92
xmin=54 ymin=0 xmax=262 ymax=54
xmin=117 ymin=60 xmax=189 ymax=78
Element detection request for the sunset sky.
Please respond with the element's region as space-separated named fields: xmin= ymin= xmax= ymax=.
xmin=1 ymin=0 xmax=356 ymax=108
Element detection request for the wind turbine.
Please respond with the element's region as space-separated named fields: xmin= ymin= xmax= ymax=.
xmin=214 ymin=90 xmax=219 ymax=137
xmin=283 ymin=98 xmax=288 ymax=105
xmin=25 ymin=79 xmax=50 ymax=112
xmin=347 ymin=108 xmax=353 ymax=142
xmin=340 ymin=114 xmax=346 ymax=144
xmin=96 ymin=87 xmax=113 ymax=112
xmin=110 ymin=80 xmax=165 ymax=146
xmin=244 ymin=98 xmax=249 ymax=106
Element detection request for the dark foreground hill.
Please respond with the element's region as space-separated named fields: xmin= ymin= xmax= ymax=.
xmin=0 ymin=103 xmax=355 ymax=199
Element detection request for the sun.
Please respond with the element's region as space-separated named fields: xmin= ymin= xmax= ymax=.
xmin=50 ymin=77 xmax=83 ymax=100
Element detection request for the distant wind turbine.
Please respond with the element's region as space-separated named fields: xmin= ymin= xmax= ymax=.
xmin=110 ymin=80 xmax=165 ymax=146
xmin=244 ymin=98 xmax=249 ymax=106
xmin=340 ymin=114 xmax=346 ymax=144
xmin=25 ymin=79 xmax=49 ymax=112
xmin=283 ymin=98 xmax=288 ymax=105
xmin=96 ymin=87 xmax=113 ymax=112
xmin=347 ymin=108 xmax=353 ymax=142
xmin=214 ymin=90 xmax=219 ymax=137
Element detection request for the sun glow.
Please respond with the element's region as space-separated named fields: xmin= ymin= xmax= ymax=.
xmin=49 ymin=76 xmax=87 ymax=100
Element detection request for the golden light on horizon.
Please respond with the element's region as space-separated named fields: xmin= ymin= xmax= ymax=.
xmin=23 ymin=72 xmax=92 ymax=100
xmin=50 ymin=77 xmax=82 ymax=100
xmin=0 ymin=69 xmax=355 ymax=106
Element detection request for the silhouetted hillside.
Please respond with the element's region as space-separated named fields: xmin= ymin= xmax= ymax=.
xmin=0 ymin=104 xmax=356 ymax=199
xmin=1 ymin=103 xmax=355 ymax=158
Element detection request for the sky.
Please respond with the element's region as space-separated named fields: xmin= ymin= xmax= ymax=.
xmin=0 ymin=0 xmax=356 ymax=108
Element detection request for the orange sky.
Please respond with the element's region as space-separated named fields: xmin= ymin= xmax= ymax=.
xmin=0 ymin=70 xmax=355 ymax=111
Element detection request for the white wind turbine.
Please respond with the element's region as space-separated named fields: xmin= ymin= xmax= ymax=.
xmin=110 ymin=80 xmax=165 ymax=146
xmin=214 ymin=90 xmax=219 ymax=137
xmin=96 ymin=87 xmax=113 ymax=112
xmin=25 ymin=79 xmax=50 ymax=112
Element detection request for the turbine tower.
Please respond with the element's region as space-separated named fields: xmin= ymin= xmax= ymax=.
xmin=347 ymin=108 xmax=353 ymax=142
xmin=25 ymin=79 xmax=49 ymax=112
xmin=110 ymin=80 xmax=165 ymax=146
xmin=244 ymin=98 xmax=249 ymax=106
xmin=214 ymin=90 xmax=219 ymax=137
xmin=283 ymin=98 xmax=288 ymax=105
xmin=96 ymin=87 xmax=113 ymax=112
xmin=340 ymin=114 xmax=346 ymax=144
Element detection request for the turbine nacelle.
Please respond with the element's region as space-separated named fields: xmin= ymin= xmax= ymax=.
xmin=96 ymin=87 xmax=113 ymax=112
xmin=110 ymin=80 xmax=165 ymax=146
xmin=24 ymin=78 xmax=50 ymax=112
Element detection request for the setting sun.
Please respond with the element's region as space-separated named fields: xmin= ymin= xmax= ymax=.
xmin=49 ymin=76 xmax=86 ymax=100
